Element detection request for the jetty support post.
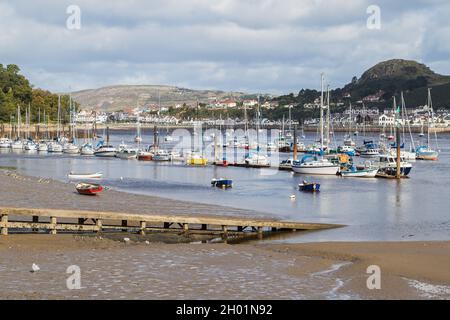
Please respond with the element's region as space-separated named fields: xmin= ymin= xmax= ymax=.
xmin=50 ymin=217 xmax=57 ymax=235
xmin=32 ymin=216 xmax=39 ymax=232
xmin=1 ymin=214 xmax=8 ymax=236
xmin=139 ymin=221 xmax=146 ymax=235
xmin=96 ymin=219 xmax=102 ymax=233
xmin=121 ymin=220 xmax=128 ymax=232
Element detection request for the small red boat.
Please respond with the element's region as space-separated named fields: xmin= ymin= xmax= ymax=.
xmin=76 ymin=183 xmax=103 ymax=196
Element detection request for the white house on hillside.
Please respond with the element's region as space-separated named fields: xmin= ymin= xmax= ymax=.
xmin=378 ymin=114 xmax=395 ymax=126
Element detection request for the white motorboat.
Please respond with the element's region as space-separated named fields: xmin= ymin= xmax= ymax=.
xmin=340 ymin=166 xmax=378 ymax=178
xmin=116 ymin=148 xmax=138 ymax=160
xmin=279 ymin=158 xmax=294 ymax=171
xmin=375 ymin=155 xmax=412 ymax=177
xmin=152 ymin=149 xmax=171 ymax=161
xmin=68 ymin=172 xmax=103 ymax=179
xmin=94 ymin=145 xmax=117 ymax=157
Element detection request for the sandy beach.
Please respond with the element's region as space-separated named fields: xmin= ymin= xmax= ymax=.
xmin=0 ymin=168 xmax=449 ymax=300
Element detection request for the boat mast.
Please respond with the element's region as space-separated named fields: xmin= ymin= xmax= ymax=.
xmin=256 ymin=95 xmax=260 ymax=164
xmin=319 ymin=73 xmax=324 ymax=153
xmin=57 ymin=95 xmax=61 ymax=140
xmin=17 ymin=105 xmax=21 ymax=140
xmin=427 ymin=88 xmax=431 ymax=148
xmin=326 ymin=84 xmax=330 ymax=149
xmin=401 ymin=92 xmax=415 ymax=152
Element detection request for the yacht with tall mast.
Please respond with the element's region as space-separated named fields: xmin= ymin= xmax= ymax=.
xmin=292 ymin=74 xmax=340 ymax=175
xmin=416 ymin=88 xmax=439 ymax=161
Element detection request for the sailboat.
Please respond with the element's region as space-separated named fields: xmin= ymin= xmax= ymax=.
xmin=244 ymin=96 xmax=269 ymax=166
xmin=11 ymin=105 xmax=24 ymax=150
xmin=344 ymin=103 xmax=356 ymax=147
xmin=416 ymin=88 xmax=439 ymax=161
xmin=94 ymin=126 xmax=116 ymax=157
xmin=292 ymin=74 xmax=340 ymax=175
xmin=63 ymin=95 xmax=80 ymax=154
xmin=135 ymin=117 xmax=143 ymax=143
xmin=388 ymin=92 xmax=416 ymax=161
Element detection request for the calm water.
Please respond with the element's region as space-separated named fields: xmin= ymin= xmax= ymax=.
xmin=1 ymin=129 xmax=449 ymax=243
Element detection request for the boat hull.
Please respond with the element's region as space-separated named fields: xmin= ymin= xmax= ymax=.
xmin=76 ymin=183 xmax=103 ymax=195
xmin=377 ymin=166 xmax=412 ymax=177
xmin=341 ymin=168 xmax=378 ymax=178
xmin=292 ymin=165 xmax=339 ymax=175
xmin=94 ymin=151 xmax=117 ymax=157
xmin=416 ymin=151 xmax=438 ymax=161
xmin=299 ymin=183 xmax=320 ymax=192
xmin=138 ymin=154 xmax=153 ymax=161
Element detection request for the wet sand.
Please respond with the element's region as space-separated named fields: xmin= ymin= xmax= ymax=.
xmin=0 ymin=235 xmax=449 ymax=300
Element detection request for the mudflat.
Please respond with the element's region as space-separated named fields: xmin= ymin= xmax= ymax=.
xmin=0 ymin=235 xmax=449 ymax=299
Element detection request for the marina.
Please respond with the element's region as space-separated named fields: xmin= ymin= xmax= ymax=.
xmin=0 ymin=127 xmax=448 ymax=242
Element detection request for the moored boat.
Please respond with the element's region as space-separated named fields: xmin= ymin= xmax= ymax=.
xmin=94 ymin=145 xmax=117 ymax=157
xmin=415 ymin=146 xmax=438 ymax=161
xmin=137 ymin=150 xmax=153 ymax=161
xmin=63 ymin=143 xmax=80 ymax=154
xmin=0 ymin=138 xmax=12 ymax=148
xmin=375 ymin=155 xmax=412 ymax=177
xmin=298 ymin=181 xmax=320 ymax=192
xmin=292 ymin=155 xmax=340 ymax=175
xmin=47 ymin=142 xmax=63 ymax=153
xmin=68 ymin=172 xmax=103 ymax=179
xmin=340 ymin=166 xmax=378 ymax=178
xmin=76 ymin=183 xmax=103 ymax=195
xmin=279 ymin=158 xmax=294 ymax=171
xmin=211 ymin=178 xmax=233 ymax=188
xmin=186 ymin=153 xmax=208 ymax=165
xmin=152 ymin=149 xmax=171 ymax=161
xmin=116 ymin=147 xmax=138 ymax=160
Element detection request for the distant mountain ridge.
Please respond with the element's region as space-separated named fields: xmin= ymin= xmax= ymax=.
xmin=71 ymin=59 xmax=450 ymax=112
xmin=71 ymin=85 xmax=252 ymax=111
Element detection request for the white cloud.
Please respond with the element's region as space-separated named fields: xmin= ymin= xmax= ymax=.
xmin=1 ymin=0 xmax=449 ymax=94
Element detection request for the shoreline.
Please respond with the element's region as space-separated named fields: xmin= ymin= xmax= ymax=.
xmin=1 ymin=122 xmax=449 ymax=136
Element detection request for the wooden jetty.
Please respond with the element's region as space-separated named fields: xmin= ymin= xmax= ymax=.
xmin=0 ymin=207 xmax=341 ymax=236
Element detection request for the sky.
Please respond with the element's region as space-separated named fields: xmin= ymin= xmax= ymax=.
xmin=1 ymin=0 xmax=450 ymax=94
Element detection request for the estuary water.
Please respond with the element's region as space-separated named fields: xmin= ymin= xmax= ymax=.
xmin=0 ymin=129 xmax=449 ymax=243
